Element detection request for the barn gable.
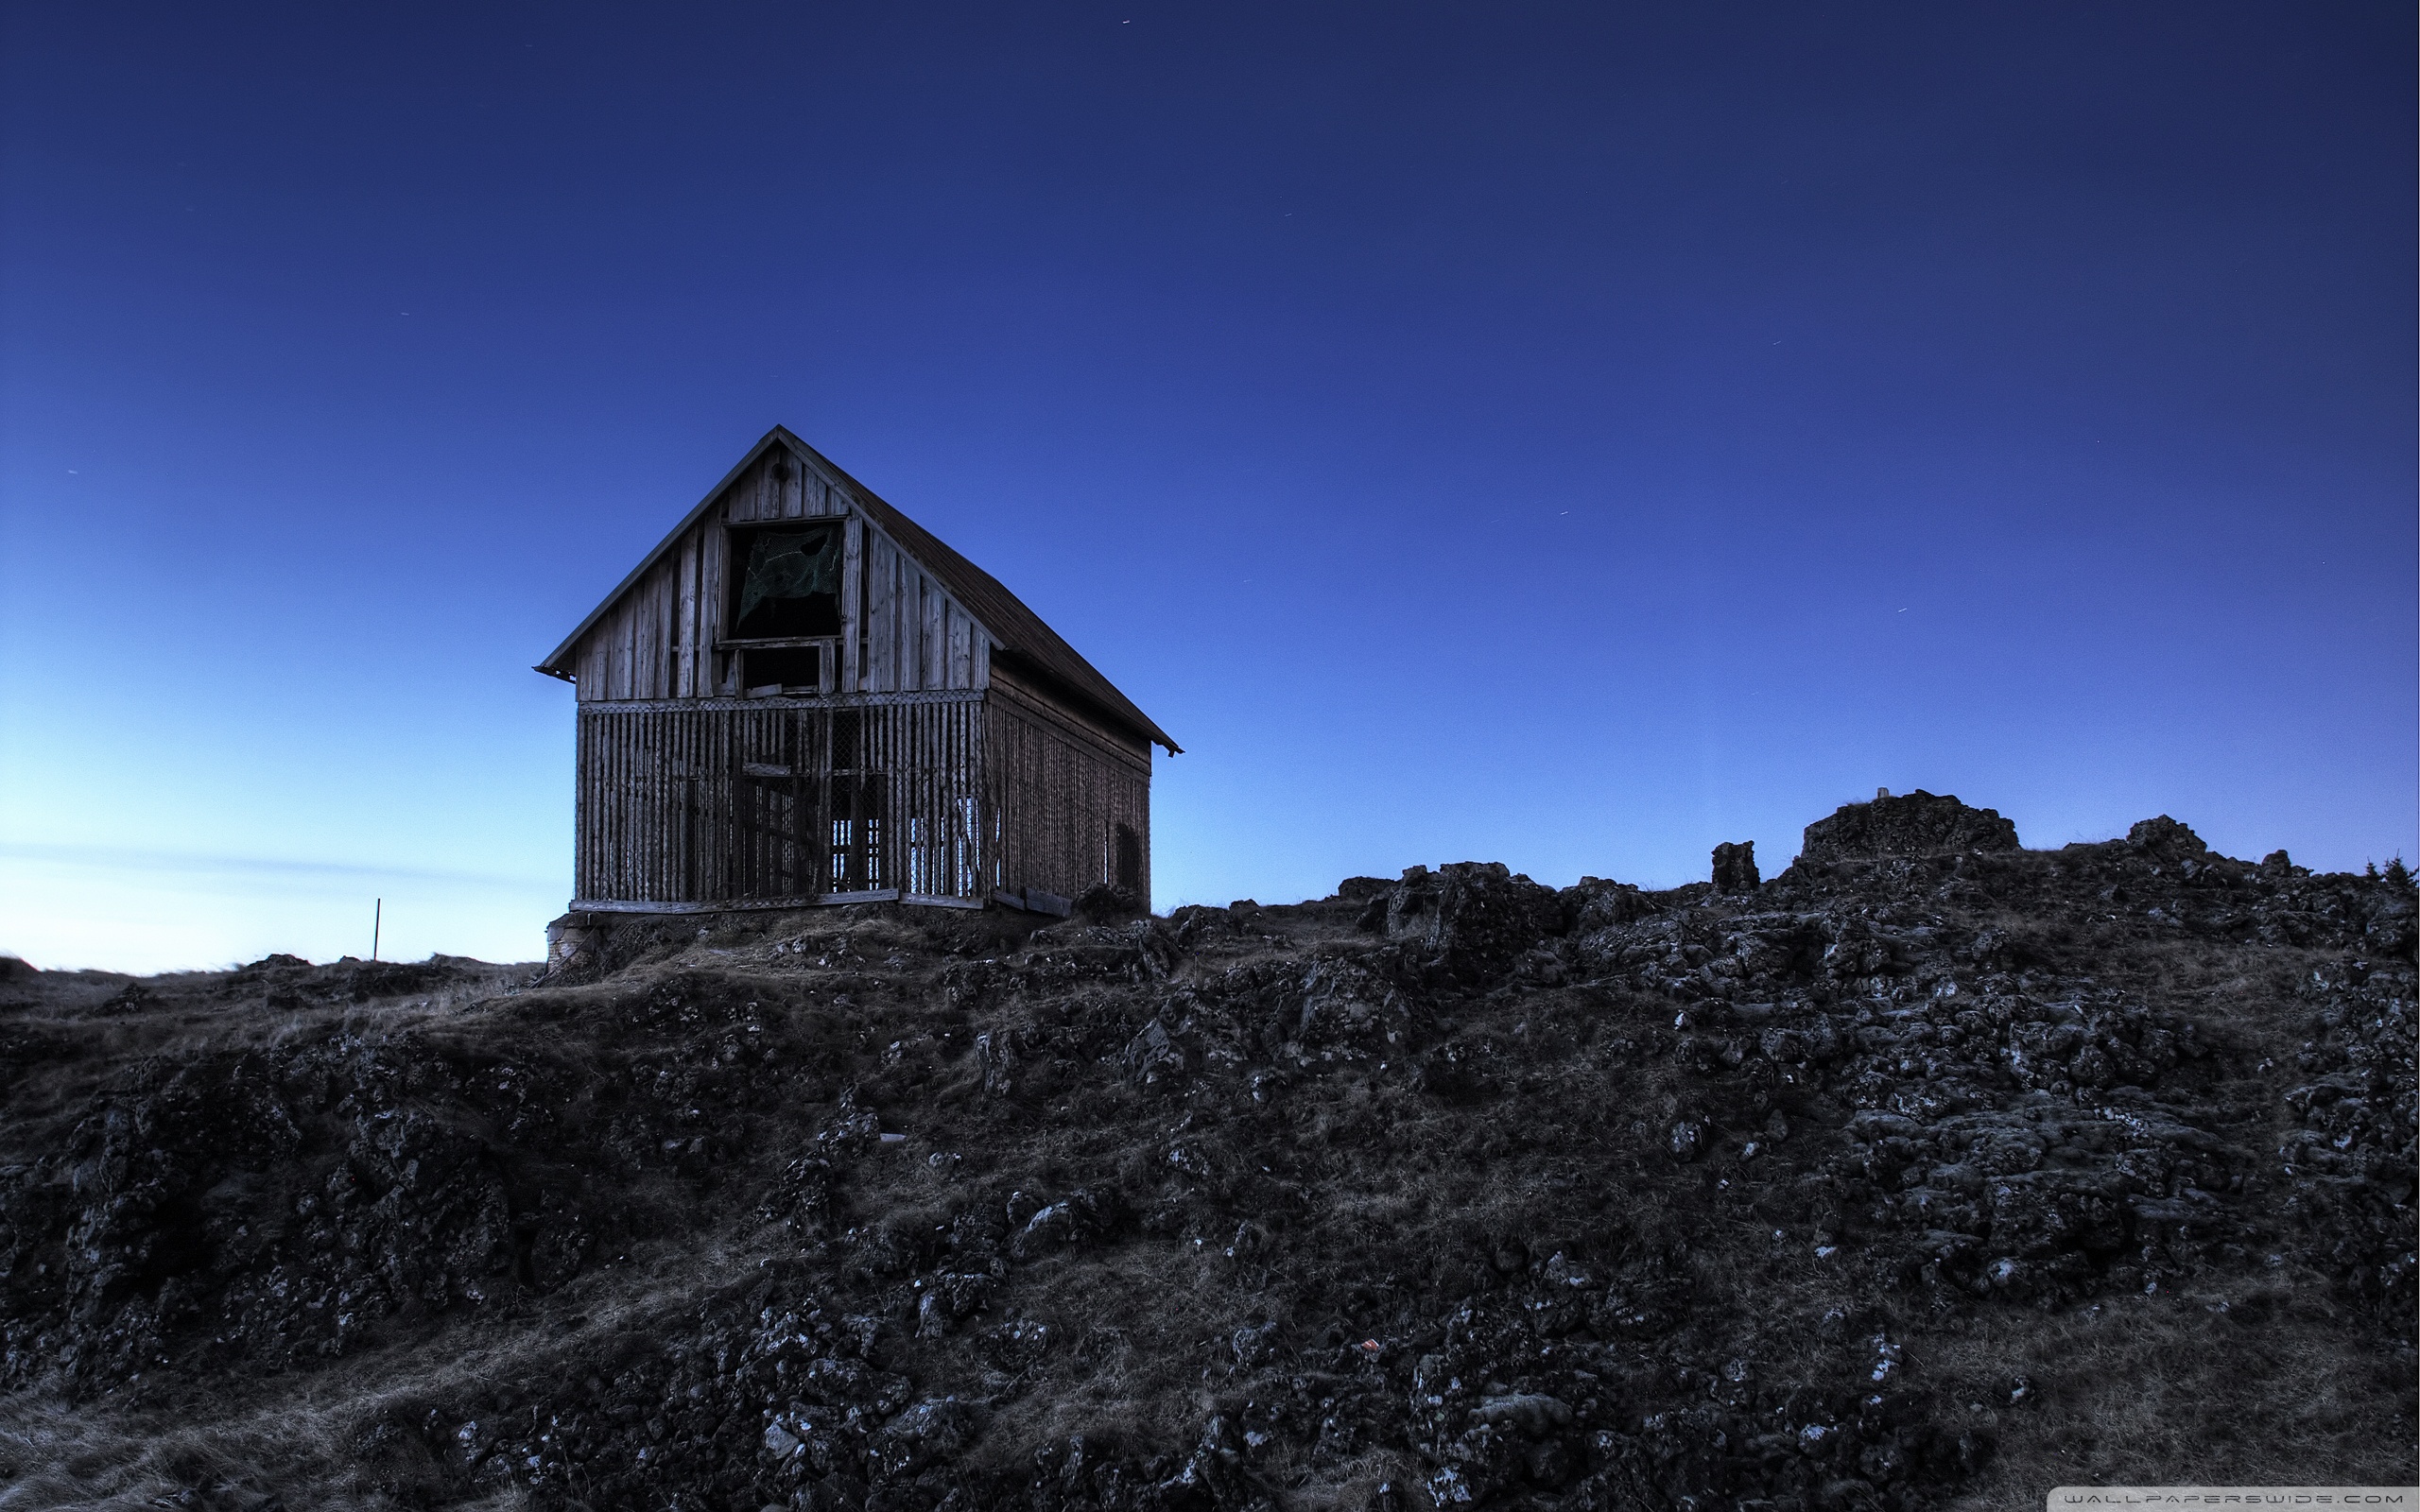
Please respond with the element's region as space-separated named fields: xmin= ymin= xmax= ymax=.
xmin=537 ymin=428 xmax=1176 ymax=753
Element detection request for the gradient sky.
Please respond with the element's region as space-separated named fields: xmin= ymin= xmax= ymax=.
xmin=2 ymin=3 xmax=2412 ymax=972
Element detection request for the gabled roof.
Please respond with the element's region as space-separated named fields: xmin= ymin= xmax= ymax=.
xmin=538 ymin=427 xmax=1180 ymax=754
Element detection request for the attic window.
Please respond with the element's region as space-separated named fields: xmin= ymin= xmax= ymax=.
xmin=732 ymin=524 xmax=841 ymax=638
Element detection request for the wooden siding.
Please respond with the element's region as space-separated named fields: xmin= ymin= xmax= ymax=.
xmin=720 ymin=444 xmax=838 ymax=522
xmin=859 ymin=528 xmax=990 ymax=696
xmin=576 ymin=695 xmax=988 ymax=906
xmin=575 ymin=447 xmax=990 ymax=704
xmin=560 ymin=440 xmax=1155 ymax=913
xmin=985 ymin=675 xmax=1151 ymax=904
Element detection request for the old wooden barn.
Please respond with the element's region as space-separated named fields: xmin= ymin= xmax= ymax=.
xmin=536 ymin=426 xmax=1178 ymax=921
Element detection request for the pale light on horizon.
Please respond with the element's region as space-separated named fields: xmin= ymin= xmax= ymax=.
xmin=0 ymin=845 xmax=554 ymax=974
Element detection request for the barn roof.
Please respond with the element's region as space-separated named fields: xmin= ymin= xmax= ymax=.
xmin=537 ymin=427 xmax=1180 ymax=754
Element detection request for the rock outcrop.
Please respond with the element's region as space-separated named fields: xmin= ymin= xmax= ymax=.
xmin=1711 ymin=841 xmax=1759 ymax=895
xmin=0 ymin=809 xmax=2411 ymax=1510
xmin=1798 ymin=791 xmax=2022 ymax=865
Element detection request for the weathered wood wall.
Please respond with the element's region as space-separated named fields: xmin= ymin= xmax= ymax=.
xmin=563 ymin=443 xmax=1155 ymax=911
xmin=573 ymin=450 xmax=988 ymax=704
xmin=985 ymin=670 xmax=1152 ymax=905
xmin=575 ymin=694 xmax=987 ymax=906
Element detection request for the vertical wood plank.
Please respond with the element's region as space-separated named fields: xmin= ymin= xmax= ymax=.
xmin=655 ymin=564 xmax=675 ymax=698
xmin=648 ymin=713 xmax=659 ymax=898
xmin=666 ymin=561 xmax=683 ymax=700
xmin=869 ymin=536 xmax=897 ymax=694
xmin=603 ymin=602 xmax=623 ymax=701
xmin=648 ymin=571 xmax=667 ymax=701
xmin=619 ymin=597 xmax=637 ymax=700
xmin=701 ymin=522 xmax=728 ymax=692
xmin=921 ymin=579 xmax=944 ymax=690
xmin=600 ymin=711 xmax=615 ymax=897
xmin=662 ymin=565 xmax=679 ymax=699
xmin=590 ymin=711 xmax=603 ymax=898
xmin=575 ymin=712 xmax=590 ymax=896
xmin=656 ymin=711 xmax=671 ymax=899
xmin=708 ymin=709 xmax=722 ymax=900
xmin=596 ymin=713 xmax=610 ymax=897
xmin=947 ymin=606 xmax=973 ymax=690
xmin=840 ymin=516 xmax=864 ymax=692
xmin=660 ymin=565 xmax=676 ymax=699
xmin=911 ymin=700 xmax=927 ymax=893
xmin=637 ymin=572 xmax=660 ymax=700
xmin=677 ymin=535 xmax=700 ymax=698
xmin=596 ymin=612 xmax=615 ymax=704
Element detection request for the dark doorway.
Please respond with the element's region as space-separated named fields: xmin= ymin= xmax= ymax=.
xmin=732 ymin=768 xmax=805 ymax=898
xmin=827 ymin=708 xmax=888 ymax=891
xmin=1115 ymin=822 xmax=1141 ymax=893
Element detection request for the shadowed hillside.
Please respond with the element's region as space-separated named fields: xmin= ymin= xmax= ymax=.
xmin=0 ymin=794 xmax=2411 ymax=1511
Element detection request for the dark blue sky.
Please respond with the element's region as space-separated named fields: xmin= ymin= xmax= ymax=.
xmin=3 ymin=3 xmax=2412 ymax=968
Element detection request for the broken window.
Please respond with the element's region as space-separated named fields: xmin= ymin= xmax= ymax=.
xmin=731 ymin=524 xmax=841 ymax=638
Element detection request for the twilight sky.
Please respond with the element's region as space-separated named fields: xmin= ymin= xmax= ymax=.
xmin=2 ymin=3 xmax=2412 ymax=971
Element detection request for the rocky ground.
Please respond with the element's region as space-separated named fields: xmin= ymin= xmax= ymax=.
xmin=0 ymin=792 xmax=2411 ymax=1511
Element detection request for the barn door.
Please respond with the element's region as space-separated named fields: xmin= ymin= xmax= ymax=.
xmin=730 ymin=712 xmax=821 ymax=899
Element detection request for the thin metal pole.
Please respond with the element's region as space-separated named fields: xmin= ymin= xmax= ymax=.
xmin=372 ymin=899 xmax=381 ymax=963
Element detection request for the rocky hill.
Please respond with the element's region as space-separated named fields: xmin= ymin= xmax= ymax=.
xmin=0 ymin=792 xmax=2411 ymax=1511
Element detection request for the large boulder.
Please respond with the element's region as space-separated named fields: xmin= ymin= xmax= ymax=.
xmin=1799 ymin=790 xmax=2020 ymax=863
xmin=1383 ymin=862 xmax=1562 ymax=978
xmin=2125 ymin=816 xmax=2210 ymax=864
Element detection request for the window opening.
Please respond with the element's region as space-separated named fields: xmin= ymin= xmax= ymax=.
xmin=731 ymin=524 xmax=841 ymax=638
xmin=742 ymin=644 xmax=821 ymax=694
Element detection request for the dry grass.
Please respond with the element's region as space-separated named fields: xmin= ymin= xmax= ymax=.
xmin=1933 ymin=1282 xmax=2416 ymax=1506
xmin=0 ymin=1208 xmax=823 ymax=1510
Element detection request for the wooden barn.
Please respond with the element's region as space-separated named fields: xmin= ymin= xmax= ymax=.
xmin=535 ymin=426 xmax=1178 ymax=924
